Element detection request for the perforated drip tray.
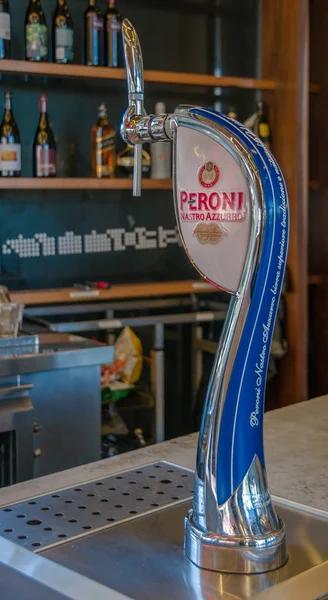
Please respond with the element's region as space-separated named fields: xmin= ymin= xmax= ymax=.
xmin=0 ymin=461 xmax=194 ymax=552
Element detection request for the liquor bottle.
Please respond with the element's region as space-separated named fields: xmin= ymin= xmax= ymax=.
xmin=33 ymin=95 xmax=57 ymax=177
xmin=0 ymin=0 xmax=11 ymax=59
xmin=25 ymin=0 xmax=48 ymax=62
xmin=84 ymin=0 xmax=104 ymax=66
xmin=53 ymin=0 xmax=74 ymax=64
xmin=0 ymin=92 xmax=21 ymax=177
xmin=92 ymin=103 xmax=115 ymax=178
xmin=104 ymin=0 xmax=123 ymax=68
xmin=254 ymin=100 xmax=271 ymax=149
xmin=150 ymin=102 xmax=171 ymax=179
xmin=116 ymin=144 xmax=151 ymax=178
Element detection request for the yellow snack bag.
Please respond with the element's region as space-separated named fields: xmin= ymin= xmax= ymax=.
xmin=115 ymin=326 xmax=143 ymax=385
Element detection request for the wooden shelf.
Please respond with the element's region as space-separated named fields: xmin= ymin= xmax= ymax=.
xmin=309 ymin=180 xmax=320 ymax=190
xmin=11 ymin=280 xmax=218 ymax=306
xmin=0 ymin=178 xmax=172 ymax=190
xmin=3 ymin=178 xmax=323 ymax=192
xmin=0 ymin=59 xmax=277 ymax=90
xmin=308 ymin=275 xmax=328 ymax=285
xmin=144 ymin=71 xmax=277 ymax=90
xmin=0 ymin=59 xmax=319 ymax=93
xmin=3 ymin=177 xmax=323 ymax=192
xmin=309 ymin=180 xmax=328 ymax=190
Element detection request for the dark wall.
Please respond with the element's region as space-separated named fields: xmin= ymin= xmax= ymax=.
xmin=0 ymin=0 xmax=259 ymax=290
xmin=0 ymin=190 xmax=196 ymax=288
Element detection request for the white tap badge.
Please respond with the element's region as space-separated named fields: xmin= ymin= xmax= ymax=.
xmin=174 ymin=126 xmax=251 ymax=293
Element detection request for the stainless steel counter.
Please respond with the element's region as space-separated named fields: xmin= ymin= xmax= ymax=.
xmin=0 ymin=333 xmax=114 ymax=484
xmin=0 ymin=397 xmax=327 ymax=600
xmin=0 ymin=333 xmax=114 ymax=377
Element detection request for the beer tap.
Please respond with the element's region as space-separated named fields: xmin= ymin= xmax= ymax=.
xmin=121 ymin=19 xmax=289 ymax=574
xmin=121 ymin=20 xmax=172 ymax=196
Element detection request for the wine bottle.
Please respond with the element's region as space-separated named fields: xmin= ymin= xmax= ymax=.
xmin=117 ymin=144 xmax=151 ymax=178
xmin=0 ymin=0 xmax=11 ymax=60
xmin=0 ymin=92 xmax=21 ymax=177
xmin=53 ymin=0 xmax=74 ymax=64
xmin=25 ymin=0 xmax=48 ymax=62
xmin=92 ymin=103 xmax=115 ymax=178
xmin=254 ymin=100 xmax=271 ymax=149
xmin=150 ymin=102 xmax=170 ymax=179
xmin=104 ymin=0 xmax=123 ymax=68
xmin=84 ymin=0 xmax=104 ymax=66
xmin=33 ymin=95 xmax=57 ymax=177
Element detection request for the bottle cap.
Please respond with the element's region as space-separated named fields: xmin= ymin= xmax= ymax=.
xmin=154 ymin=102 xmax=166 ymax=116
xmin=40 ymin=94 xmax=48 ymax=111
xmin=4 ymin=91 xmax=11 ymax=109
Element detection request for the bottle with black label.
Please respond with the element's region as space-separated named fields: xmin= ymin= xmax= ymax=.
xmin=0 ymin=92 xmax=21 ymax=177
xmin=116 ymin=144 xmax=151 ymax=178
xmin=104 ymin=0 xmax=123 ymax=68
xmin=84 ymin=0 xmax=104 ymax=66
xmin=25 ymin=0 xmax=48 ymax=62
xmin=33 ymin=95 xmax=57 ymax=177
xmin=254 ymin=100 xmax=271 ymax=149
xmin=92 ymin=103 xmax=115 ymax=178
xmin=0 ymin=0 xmax=11 ymax=59
xmin=150 ymin=102 xmax=171 ymax=179
xmin=53 ymin=0 xmax=74 ymax=64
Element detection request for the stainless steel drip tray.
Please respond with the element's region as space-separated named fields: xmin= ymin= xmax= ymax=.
xmin=2 ymin=461 xmax=327 ymax=599
xmin=42 ymin=497 xmax=328 ymax=600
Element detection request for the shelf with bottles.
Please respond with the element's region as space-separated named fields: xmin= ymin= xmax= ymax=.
xmin=5 ymin=0 xmax=277 ymax=88
xmin=0 ymin=90 xmax=273 ymax=181
xmin=0 ymin=0 xmax=124 ymax=73
xmin=0 ymin=87 xmax=173 ymax=181
xmin=0 ymin=1 xmax=320 ymax=92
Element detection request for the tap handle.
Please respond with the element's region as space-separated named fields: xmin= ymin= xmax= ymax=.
xmin=122 ymin=19 xmax=144 ymax=109
xmin=122 ymin=19 xmax=145 ymax=197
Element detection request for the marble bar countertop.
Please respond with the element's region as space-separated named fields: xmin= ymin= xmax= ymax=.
xmin=0 ymin=395 xmax=327 ymax=510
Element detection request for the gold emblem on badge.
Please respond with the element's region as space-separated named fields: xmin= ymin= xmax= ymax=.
xmin=193 ymin=223 xmax=225 ymax=244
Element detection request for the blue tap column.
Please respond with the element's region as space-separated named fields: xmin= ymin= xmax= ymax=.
xmin=179 ymin=107 xmax=289 ymax=573
xmin=190 ymin=108 xmax=289 ymax=507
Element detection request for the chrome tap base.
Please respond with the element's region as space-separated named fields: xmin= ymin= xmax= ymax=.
xmin=184 ymin=512 xmax=288 ymax=574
